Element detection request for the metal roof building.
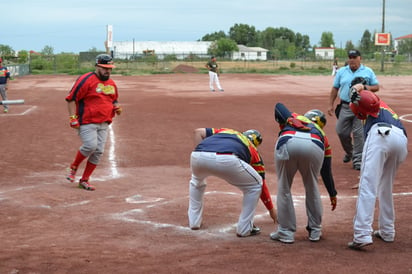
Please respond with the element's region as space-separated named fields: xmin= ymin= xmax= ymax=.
xmin=112 ymin=41 xmax=268 ymax=61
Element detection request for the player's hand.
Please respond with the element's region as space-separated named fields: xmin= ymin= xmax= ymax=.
xmin=269 ymin=208 xmax=277 ymax=224
xmin=69 ymin=115 xmax=80 ymax=129
xmin=113 ymin=105 xmax=122 ymax=115
xmin=330 ymin=196 xmax=337 ymax=211
xmin=327 ymin=106 xmax=334 ymax=116
xmin=353 ymin=83 xmax=364 ymax=92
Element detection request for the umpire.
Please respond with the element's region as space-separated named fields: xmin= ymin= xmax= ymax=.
xmin=327 ymin=49 xmax=379 ymax=170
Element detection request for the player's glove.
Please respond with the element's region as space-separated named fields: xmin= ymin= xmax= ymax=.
xmin=113 ymin=105 xmax=122 ymax=115
xmin=350 ymin=87 xmax=361 ymax=104
xmin=69 ymin=115 xmax=80 ymax=129
xmin=330 ymin=196 xmax=337 ymax=211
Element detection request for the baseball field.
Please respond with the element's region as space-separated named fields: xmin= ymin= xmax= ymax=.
xmin=0 ymin=73 xmax=411 ymax=273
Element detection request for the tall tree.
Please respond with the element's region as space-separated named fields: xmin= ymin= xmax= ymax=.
xmin=228 ymin=24 xmax=257 ymax=46
xmin=208 ymin=38 xmax=238 ymax=58
xmin=41 ymin=45 xmax=54 ymax=55
xmin=320 ymin=32 xmax=335 ymax=47
xmin=201 ymin=31 xmax=227 ymax=41
xmin=359 ymin=30 xmax=373 ymax=57
xmin=345 ymin=40 xmax=355 ymax=51
xmin=0 ymin=44 xmax=15 ymax=57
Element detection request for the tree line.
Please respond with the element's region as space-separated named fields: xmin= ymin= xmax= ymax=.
xmin=1 ymin=23 xmax=411 ymax=62
xmin=201 ymin=23 xmax=412 ymax=60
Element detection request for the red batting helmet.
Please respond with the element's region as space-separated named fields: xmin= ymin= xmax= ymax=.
xmin=350 ymin=90 xmax=381 ymax=120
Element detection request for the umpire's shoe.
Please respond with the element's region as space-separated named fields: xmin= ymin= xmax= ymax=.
xmin=270 ymin=231 xmax=294 ymax=244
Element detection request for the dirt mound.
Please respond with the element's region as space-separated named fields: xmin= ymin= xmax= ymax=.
xmin=172 ymin=64 xmax=199 ymax=73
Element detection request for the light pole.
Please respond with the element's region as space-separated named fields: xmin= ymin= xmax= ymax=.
xmin=380 ymin=0 xmax=386 ymax=72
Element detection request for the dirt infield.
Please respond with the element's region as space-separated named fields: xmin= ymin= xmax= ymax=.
xmin=0 ymin=73 xmax=411 ymax=273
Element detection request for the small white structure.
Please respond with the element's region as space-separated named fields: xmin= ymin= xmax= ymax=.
xmin=314 ymin=47 xmax=335 ymax=60
xmin=232 ymin=45 xmax=268 ymax=61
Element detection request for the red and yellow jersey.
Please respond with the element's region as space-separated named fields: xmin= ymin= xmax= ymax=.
xmin=65 ymin=72 xmax=118 ymax=125
xmin=196 ymin=128 xmax=265 ymax=178
xmin=194 ymin=128 xmax=273 ymax=210
xmin=278 ymin=113 xmax=332 ymax=158
xmin=0 ymin=66 xmax=10 ymax=85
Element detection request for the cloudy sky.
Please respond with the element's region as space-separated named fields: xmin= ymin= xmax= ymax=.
xmin=3 ymin=0 xmax=411 ymax=53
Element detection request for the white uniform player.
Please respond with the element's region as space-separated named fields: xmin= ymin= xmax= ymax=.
xmin=347 ymin=90 xmax=408 ymax=250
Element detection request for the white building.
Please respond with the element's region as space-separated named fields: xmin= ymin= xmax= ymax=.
xmin=111 ymin=41 xmax=268 ymax=61
xmin=112 ymin=41 xmax=212 ymax=60
xmin=314 ymin=47 xmax=335 ymax=60
xmin=394 ymin=34 xmax=412 ymax=52
xmin=232 ymin=45 xmax=268 ymax=61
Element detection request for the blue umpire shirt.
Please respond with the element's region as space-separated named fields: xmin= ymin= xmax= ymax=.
xmin=333 ymin=64 xmax=379 ymax=103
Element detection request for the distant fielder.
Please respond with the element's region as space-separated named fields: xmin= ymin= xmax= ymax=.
xmin=205 ymin=56 xmax=224 ymax=92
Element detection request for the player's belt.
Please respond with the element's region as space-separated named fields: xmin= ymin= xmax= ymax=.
xmin=216 ymin=152 xmax=234 ymax=155
xmin=340 ymin=100 xmax=350 ymax=105
xmin=280 ymin=131 xmax=322 ymax=142
xmin=278 ymin=131 xmax=324 ymax=150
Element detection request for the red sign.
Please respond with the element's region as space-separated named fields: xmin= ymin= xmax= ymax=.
xmin=375 ymin=33 xmax=391 ymax=46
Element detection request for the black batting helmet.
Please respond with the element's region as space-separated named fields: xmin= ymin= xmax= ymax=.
xmin=95 ymin=54 xmax=115 ymax=68
xmin=304 ymin=109 xmax=327 ymax=129
xmin=243 ymin=129 xmax=262 ymax=147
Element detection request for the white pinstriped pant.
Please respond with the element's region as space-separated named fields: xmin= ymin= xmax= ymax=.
xmin=188 ymin=151 xmax=262 ymax=236
xmin=353 ymin=123 xmax=408 ymax=243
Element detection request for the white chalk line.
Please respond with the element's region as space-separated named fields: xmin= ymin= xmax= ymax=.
xmin=108 ymin=124 xmax=120 ymax=179
xmin=0 ymin=105 xmax=37 ymax=116
xmin=110 ymin=190 xmax=412 ymax=238
xmin=399 ymin=113 xmax=412 ymax=123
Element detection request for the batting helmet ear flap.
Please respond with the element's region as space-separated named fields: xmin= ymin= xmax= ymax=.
xmin=350 ymin=102 xmax=367 ymax=120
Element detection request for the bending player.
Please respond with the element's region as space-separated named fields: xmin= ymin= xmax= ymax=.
xmin=347 ymin=90 xmax=408 ymax=250
xmin=188 ymin=128 xmax=276 ymax=237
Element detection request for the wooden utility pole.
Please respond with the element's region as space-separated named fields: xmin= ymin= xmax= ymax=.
xmin=380 ymin=0 xmax=386 ymax=72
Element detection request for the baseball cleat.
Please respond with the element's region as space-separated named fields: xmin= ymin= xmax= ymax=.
xmin=347 ymin=241 xmax=372 ymax=250
xmin=343 ymin=154 xmax=351 ymax=163
xmin=66 ymin=167 xmax=77 ymax=183
xmin=373 ymin=231 xmax=394 ymax=243
xmin=307 ymin=227 xmax=322 ymax=242
xmin=78 ymin=179 xmax=95 ymax=191
xmin=237 ymin=225 xmax=261 ymax=237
